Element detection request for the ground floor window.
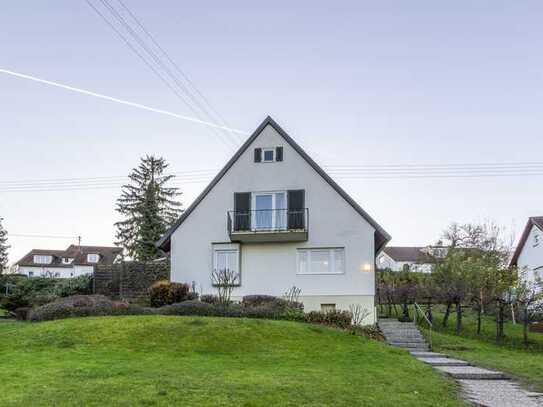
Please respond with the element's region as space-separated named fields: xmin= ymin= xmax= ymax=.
xmin=320 ymin=304 xmax=336 ymax=313
xmin=212 ymin=243 xmax=241 ymax=286
xmin=296 ymin=248 xmax=345 ymax=275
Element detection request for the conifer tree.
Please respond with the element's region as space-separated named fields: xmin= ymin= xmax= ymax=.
xmin=115 ymin=155 xmax=182 ymax=260
xmin=0 ymin=217 xmax=9 ymax=274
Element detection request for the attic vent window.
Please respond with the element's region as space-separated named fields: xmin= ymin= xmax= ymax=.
xmin=87 ymin=254 xmax=99 ymax=263
xmin=254 ymin=147 xmax=283 ymax=163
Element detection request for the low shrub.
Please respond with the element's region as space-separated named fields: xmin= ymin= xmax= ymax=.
xmin=149 ymin=280 xmax=191 ymax=307
xmin=187 ymin=292 xmax=199 ymax=301
xmin=242 ymin=295 xmax=280 ymax=307
xmin=159 ymin=300 xmax=213 ymax=316
xmin=53 ymin=275 xmax=92 ymax=297
xmin=304 ymin=310 xmax=353 ymax=329
xmin=3 ymin=277 xmax=58 ymax=311
xmin=28 ymin=295 xmax=155 ymax=322
xmin=14 ymin=307 xmax=31 ymax=321
xmin=241 ymin=294 xmax=303 ymax=312
xmin=200 ymin=294 xmax=219 ymax=304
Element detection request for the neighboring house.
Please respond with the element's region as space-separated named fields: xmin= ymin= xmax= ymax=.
xmin=157 ymin=116 xmax=390 ymax=323
xmin=377 ymin=246 xmax=447 ymax=273
xmin=510 ymin=216 xmax=543 ymax=289
xmin=15 ymin=245 xmax=122 ymax=278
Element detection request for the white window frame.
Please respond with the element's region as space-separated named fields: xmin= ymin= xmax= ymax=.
xmin=251 ymin=191 xmax=287 ymax=230
xmin=296 ymin=248 xmax=346 ymax=275
xmin=33 ymin=255 xmax=52 ymax=264
xmin=211 ymin=243 xmax=241 ymax=286
xmin=87 ymin=254 xmax=100 ymax=263
xmin=262 ymin=147 xmax=275 ymax=162
xmin=62 ymin=257 xmax=74 ymax=265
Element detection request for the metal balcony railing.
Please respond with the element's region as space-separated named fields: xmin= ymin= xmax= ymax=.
xmin=227 ymin=208 xmax=308 ymax=234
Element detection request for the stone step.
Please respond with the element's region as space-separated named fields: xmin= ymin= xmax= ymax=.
xmin=380 ymin=331 xmax=423 ymax=337
xmin=382 ymin=333 xmax=425 ymax=338
xmin=390 ymin=344 xmax=430 ymax=351
xmin=388 ymin=340 xmax=428 ymax=346
xmin=410 ymin=351 xmax=447 ymax=358
xmin=435 ymin=365 xmax=509 ymax=380
xmin=417 ymin=357 xmax=469 ymax=367
xmin=379 ymin=322 xmax=416 ymax=326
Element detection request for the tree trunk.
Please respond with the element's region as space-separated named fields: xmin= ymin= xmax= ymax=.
xmin=443 ymin=302 xmax=452 ymax=327
xmin=523 ymin=306 xmax=529 ymax=347
xmin=496 ymin=301 xmax=505 ymax=345
xmin=480 ymin=289 xmax=485 ymax=314
xmin=455 ymin=302 xmax=462 ymax=335
xmin=511 ymin=303 xmax=516 ymax=325
xmin=476 ymin=304 xmax=482 ymax=335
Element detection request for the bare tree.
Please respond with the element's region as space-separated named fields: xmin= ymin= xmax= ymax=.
xmin=349 ymin=304 xmax=371 ymax=326
xmin=211 ymin=268 xmax=240 ymax=306
xmin=515 ymin=267 xmax=543 ymax=347
xmin=283 ymin=286 xmax=301 ymax=304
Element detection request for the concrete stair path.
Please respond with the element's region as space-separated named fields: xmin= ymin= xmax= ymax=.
xmin=378 ymin=318 xmax=543 ymax=406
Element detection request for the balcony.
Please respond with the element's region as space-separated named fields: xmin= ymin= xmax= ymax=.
xmin=227 ymin=209 xmax=308 ymax=243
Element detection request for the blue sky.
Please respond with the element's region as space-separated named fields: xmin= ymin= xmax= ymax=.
xmin=1 ymin=1 xmax=542 ymax=262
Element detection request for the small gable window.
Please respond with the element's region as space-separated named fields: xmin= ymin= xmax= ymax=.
xmin=62 ymin=258 xmax=74 ymax=265
xmin=87 ymin=254 xmax=100 ymax=263
xmin=254 ymin=147 xmax=283 ymax=163
xmin=263 ymin=148 xmax=274 ymax=162
xmin=534 ymin=233 xmax=540 ymax=247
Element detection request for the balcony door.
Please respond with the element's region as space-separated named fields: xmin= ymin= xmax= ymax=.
xmin=252 ymin=191 xmax=286 ymax=231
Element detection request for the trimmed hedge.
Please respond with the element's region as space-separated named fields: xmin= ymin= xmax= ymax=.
xmin=304 ymin=310 xmax=353 ymax=330
xmin=27 ymin=294 xmax=362 ymax=335
xmin=1 ymin=275 xmax=92 ymax=312
xmin=28 ymin=295 xmax=154 ymax=322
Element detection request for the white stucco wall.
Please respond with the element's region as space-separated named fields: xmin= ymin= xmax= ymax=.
xmin=377 ymin=253 xmax=433 ymax=273
xmin=517 ymin=225 xmax=543 ymax=287
xmin=17 ymin=265 xmax=94 ymax=278
xmin=170 ymin=123 xmax=378 ymax=321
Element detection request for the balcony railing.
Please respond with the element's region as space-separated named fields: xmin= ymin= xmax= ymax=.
xmin=227 ymin=209 xmax=308 ymax=242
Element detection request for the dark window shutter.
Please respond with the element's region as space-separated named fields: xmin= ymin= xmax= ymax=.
xmin=254 ymin=148 xmax=262 ymax=163
xmin=287 ymin=190 xmax=305 ymax=229
xmin=275 ymin=146 xmax=283 ymax=161
xmin=234 ymin=192 xmax=251 ymax=231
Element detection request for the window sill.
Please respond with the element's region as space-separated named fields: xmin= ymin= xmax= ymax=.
xmin=296 ymin=272 xmax=345 ymax=276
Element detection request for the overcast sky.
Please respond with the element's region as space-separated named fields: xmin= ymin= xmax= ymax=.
xmin=1 ymin=1 xmax=542 ymax=263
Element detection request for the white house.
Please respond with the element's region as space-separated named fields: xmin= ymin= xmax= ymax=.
xmin=157 ymin=116 xmax=390 ymax=323
xmin=510 ymin=216 xmax=543 ymax=289
xmin=15 ymin=245 xmax=122 ymax=278
xmin=377 ymin=246 xmax=447 ymax=273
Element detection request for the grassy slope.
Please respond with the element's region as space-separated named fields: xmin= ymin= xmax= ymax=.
xmin=0 ymin=316 xmax=464 ymax=407
xmin=422 ymin=310 xmax=543 ymax=391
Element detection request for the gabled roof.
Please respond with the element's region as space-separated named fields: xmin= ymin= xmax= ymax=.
xmin=383 ymin=246 xmax=429 ymax=262
xmin=510 ymin=216 xmax=543 ymax=267
xmin=157 ymin=116 xmax=391 ymax=253
xmin=16 ymin=245 xmax=122 ymax=267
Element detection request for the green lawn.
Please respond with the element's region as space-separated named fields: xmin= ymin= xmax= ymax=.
xmin=0 ymin=316 xmax=465 ymax=406
xmin=420 ymin=309 xmax=543 ymax=391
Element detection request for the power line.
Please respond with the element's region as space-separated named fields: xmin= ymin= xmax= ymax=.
xmin=86 ymin=0 xmax=239 ymax=150
xmin=0 ymin=68 xmax=248 ymax=135
xmin=114 ymin=0 xmax=243 ymax=145
xmin=10 ymin=234 xmax=79 ymax=239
